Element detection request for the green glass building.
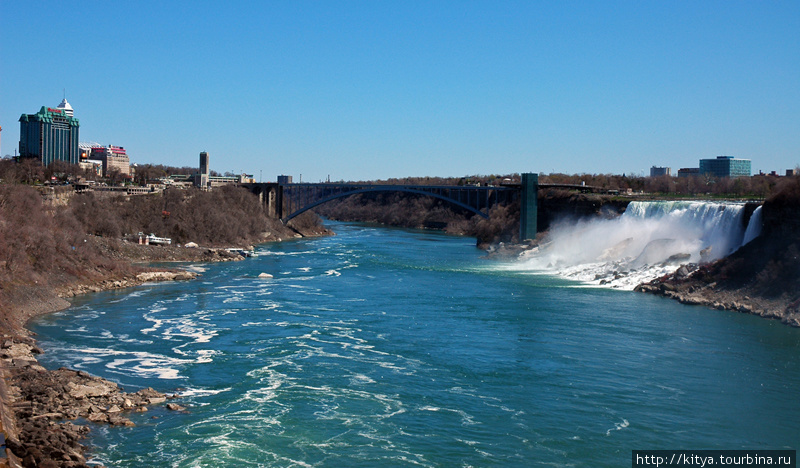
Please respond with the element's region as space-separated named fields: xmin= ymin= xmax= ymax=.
xmin=699 ymin=156 xmax=751 ymax=178
xmin=18 ymin=104 xmax=80 ymax=166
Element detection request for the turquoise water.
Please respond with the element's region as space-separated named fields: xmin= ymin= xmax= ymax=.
xmin=31 ymin=222 xmax=800 ymax=467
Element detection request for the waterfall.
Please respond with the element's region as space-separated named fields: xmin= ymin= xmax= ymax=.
xmin=514 ymin=201 xmax=749 ymax=290
xmin=741 ymin=205 xmax=763 ymax=246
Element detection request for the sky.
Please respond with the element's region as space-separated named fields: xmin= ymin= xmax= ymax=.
xmin=1 ymin=1 xmax=798 ymax=182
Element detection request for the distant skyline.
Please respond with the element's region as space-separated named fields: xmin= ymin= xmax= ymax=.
xmin=2 ymin=1 xmax=798 ymax=182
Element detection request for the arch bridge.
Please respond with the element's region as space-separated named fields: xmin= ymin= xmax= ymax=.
xmin=243 ymin=173 xmax=543 ymax=239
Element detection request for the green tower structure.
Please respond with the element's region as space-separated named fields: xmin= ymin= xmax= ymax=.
xmin=18 ymin=105 xmax=80 ymax=166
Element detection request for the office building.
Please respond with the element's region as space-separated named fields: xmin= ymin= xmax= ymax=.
xmin=195 ymin=151 xmax=210 ymax=189
xmin=18 ymin=102 xmax=80 ymax=166
xmin=649 ymin=166 xmax=671 ymax=177
xmin=200 ymin=151 xmax=210 ymax=176
xmin=677 ymin=168 xmax=700 ymax=178
xmin=90 ymin=145 xmax=131 ymax=176
xmin=699 ymin=156 xmax=751 ymax=178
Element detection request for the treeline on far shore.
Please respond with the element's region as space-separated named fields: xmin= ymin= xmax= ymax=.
xmin=3 ymin=155 xmax=793 ymax=200
xmin=346 ymin=171 xmax=795 ymax=199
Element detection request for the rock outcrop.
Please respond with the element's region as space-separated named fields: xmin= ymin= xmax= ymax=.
xmin=636 ymin=189 xmax=800 ymax=326
xmin=1 ymin=338 xmax=176 ymax=467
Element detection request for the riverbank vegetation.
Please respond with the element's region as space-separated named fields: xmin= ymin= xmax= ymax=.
xmin=0 ymin=180 xmax=335 ymax=468
xmin=0 ymin=182 xmax=327 ymax=335
xmin=344 ymin=171 xmax=792 ymax=199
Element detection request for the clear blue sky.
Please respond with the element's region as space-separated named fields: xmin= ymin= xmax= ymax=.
xmin=2 ymin=1 xmax=798 ymax=181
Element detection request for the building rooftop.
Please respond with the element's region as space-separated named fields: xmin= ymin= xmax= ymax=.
xmin=57 ymin=98 xmax=74 ymax=117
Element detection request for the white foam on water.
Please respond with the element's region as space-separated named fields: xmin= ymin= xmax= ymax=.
xmin=606 ymin=418 xmax=630 ymax=436
xmin=419 ymin=405 xmax=478 ymax=426
xmin=457 ymin=438 xmax=481 ymax=446
xmin=512 ymin=201 xmax=751 ymax=290
xmin=241 ymin=321 xmax=272 ymax=327
xmin=188 ymin=349 xmax=220 ymax=363
xmin=69 ymin=347 xmax=193 ymax=379
xmin=179 ymin=386 xmax=232 ymax=397
xmin=104 ymin=355 xmax=181 ymax=379
xmin=98 ymin=330 xmax=153 ymax=345
xmin=140 ymin=315 xmax=163 ymax=335
xmin=259 ymin=250 xmax=316 ymax=257
xmin=150 ymin=312 xmax=219 ymax=345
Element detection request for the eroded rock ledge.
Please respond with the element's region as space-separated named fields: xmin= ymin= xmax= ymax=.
xmin=57 ymin=270 xmax=198 ymax=299
xmin=635 ymin=266 xmax=800 ymax=327
xmin=1 ymin=338 xmax=177 ymax=467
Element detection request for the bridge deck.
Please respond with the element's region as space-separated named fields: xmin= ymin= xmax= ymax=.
xmin=242 ymin=175 xmax=595 ymax=233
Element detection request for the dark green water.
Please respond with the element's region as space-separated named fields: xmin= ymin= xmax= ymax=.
xmin=31 ymin=222 xmax=800 ymax=467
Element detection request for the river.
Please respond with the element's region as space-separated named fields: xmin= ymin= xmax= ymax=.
xmin=30 ymin=221 xmax=800 ymax=467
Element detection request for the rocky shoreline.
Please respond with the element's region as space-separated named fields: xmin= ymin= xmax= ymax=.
xmin=0 ymin=237 xmax=331 ymax=467
xmin=0 ymin=182 xmax=337 ymax=467
xmin=1 ymin=337 xmax=180 ymax=468
xmin=0 ymin=269 xmax=202 ymax=468
xmin=633 ymin=233 xmax=800 ymax=327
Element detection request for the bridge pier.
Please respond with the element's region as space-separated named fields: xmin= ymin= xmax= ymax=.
xmin=519 ymin=173 xmax=538 ymax=241
xmin=246 ymin=183 xmax=283 ymax=219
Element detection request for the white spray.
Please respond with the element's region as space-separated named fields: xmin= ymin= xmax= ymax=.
xmin=514 ymin=201 xmax=761 ymax=290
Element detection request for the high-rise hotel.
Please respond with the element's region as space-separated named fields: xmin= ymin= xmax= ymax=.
xmin=18 ymin=98 xmax=80 ymax=165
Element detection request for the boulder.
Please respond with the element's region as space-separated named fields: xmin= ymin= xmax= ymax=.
xmin=68 ymin=380 xmax=118 ymax=399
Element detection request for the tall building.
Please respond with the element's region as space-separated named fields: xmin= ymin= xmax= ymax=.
xmin=699 ymin=156 xmax=751 ymax=178
xmin=195 ymin=151 xmax=210 ymax=189
xmin=649 ymin=166 xmax=671 ymax=177
xmin=19 ymin=103 xmax=80 ymax=166
xmin=199 ymin=151 xmax=210 ymax=176
xmin=90 ymin=145 xmax=130 ymax=176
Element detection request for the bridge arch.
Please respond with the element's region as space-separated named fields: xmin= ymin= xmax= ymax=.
xmin=282 ymin=186 xmax=491 ymax=223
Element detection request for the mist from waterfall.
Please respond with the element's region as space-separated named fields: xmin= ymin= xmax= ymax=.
xmin=513 ymin=201 xmax=762 ymax=290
